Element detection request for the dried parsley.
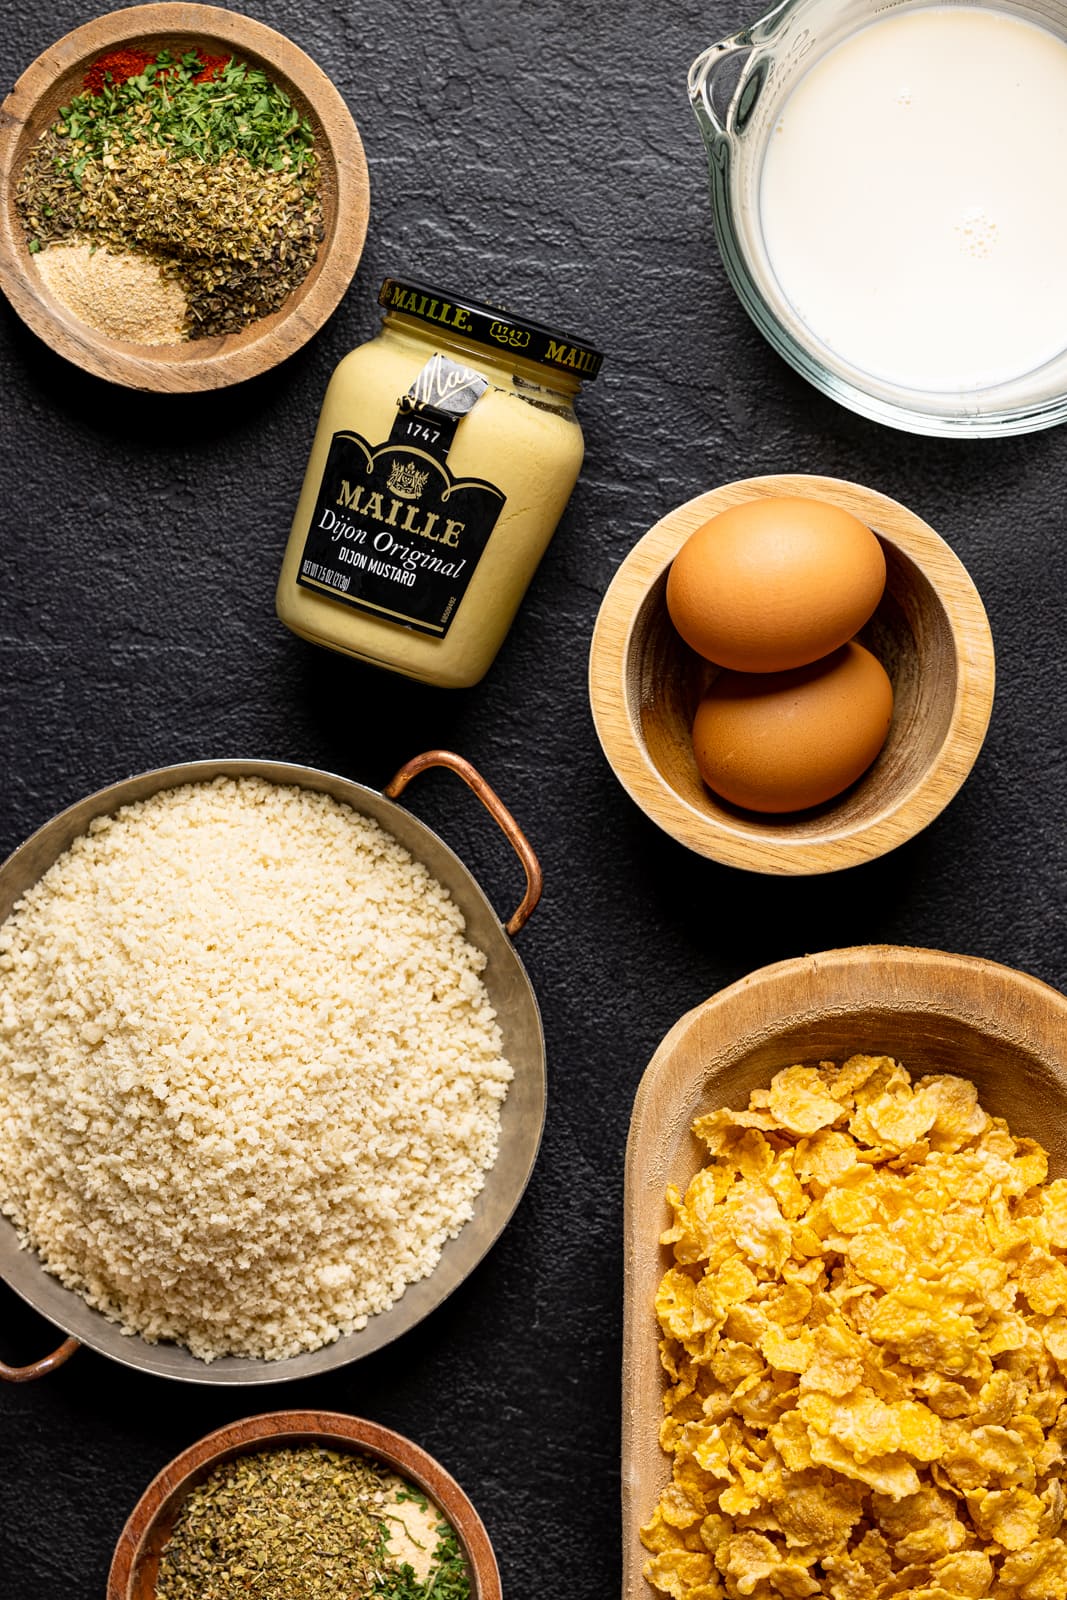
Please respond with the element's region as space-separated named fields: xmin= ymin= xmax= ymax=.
xmin=155 ymin=1447 xmax=472 ymax=1600
xmin=50 ymin=51 xmax=316 ymax=176
xmin=16 ymin=49 xmax=323 ymax=340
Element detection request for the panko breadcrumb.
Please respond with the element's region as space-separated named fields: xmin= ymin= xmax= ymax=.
xmin=0 ymin=777 xmax=511 ymax=1362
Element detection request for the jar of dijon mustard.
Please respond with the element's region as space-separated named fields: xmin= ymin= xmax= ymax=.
xmin=276 ymin=277 xmax=603 ymax=688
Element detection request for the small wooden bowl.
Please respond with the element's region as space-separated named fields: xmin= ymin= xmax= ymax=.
xmin=589 ymin=475 xmax=995 ymax=874
xmin=108 ymin=1410 xmax=501 ymax=1599
xmin=0 ymin=4 xmax=369 ymax=390
xmin=622 ymin=945 xmax=1067 ymax=1599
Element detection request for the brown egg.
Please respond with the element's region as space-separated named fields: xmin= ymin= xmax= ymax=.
xmin=692 ymin=641 xmax=894 ymax=813
xmin=666 ymin=496 xmax=887 ymax=672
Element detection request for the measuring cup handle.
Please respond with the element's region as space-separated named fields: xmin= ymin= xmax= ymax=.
xmin=0 ymin=1333 xmax=79 ymax=1382
xmin=688 ymin=37 xmax=749 ymax=145
xmin=384 ymin=750 xmax=543 ymax=936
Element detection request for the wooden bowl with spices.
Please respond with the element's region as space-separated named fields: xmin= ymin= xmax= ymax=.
xmin=0 ymin=4 xmax=370 ymax=390
xmin=108 ymin=1410 xmax=502 ymax=1600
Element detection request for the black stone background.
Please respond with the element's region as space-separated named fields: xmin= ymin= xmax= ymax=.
xmin=1 ymin=0 xmax=1066 ymax=1594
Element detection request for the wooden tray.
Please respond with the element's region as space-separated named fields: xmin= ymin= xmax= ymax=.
xmin=621 ymin=945 xmax=1067 ymax=1598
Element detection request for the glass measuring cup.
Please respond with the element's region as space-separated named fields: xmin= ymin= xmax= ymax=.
xmin=689 ymin=0 xmax=1067 ymax=436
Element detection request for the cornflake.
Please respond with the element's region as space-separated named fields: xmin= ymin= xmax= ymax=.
xmin=642 ymin=1057 xmax=1067 ymax=1600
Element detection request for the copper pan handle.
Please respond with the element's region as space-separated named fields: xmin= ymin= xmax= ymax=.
xmin=0 ymin=1333 xmax=79 ymax=1382
xmin=384 ymin=750 xmax=543 ymax=935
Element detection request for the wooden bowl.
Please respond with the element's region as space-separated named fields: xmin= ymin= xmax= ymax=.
xmin=0 ymin=4 xmax=369 ymax=390
xmin=589 ymin=475 xmax=995 ymax=874
xmin=108 ymin=1410 xmax=501 ymax=1599
xmin=622 ymin=944 xmax=1067 ymax=1599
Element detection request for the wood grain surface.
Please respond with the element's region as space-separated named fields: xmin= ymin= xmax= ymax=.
xmin=589 ymin=475 xmax=996 ymax=875
xmin=0 ymin=3 xmax=369 ymax=390
xmin=621 ymin=945 xmax=1067 ymax=1600
xmin=107 ymin=1409 xmax=501 ymax=1599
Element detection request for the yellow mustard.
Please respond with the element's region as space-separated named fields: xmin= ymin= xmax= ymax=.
xmin=277 ymin=277 xmax=602 ymax=687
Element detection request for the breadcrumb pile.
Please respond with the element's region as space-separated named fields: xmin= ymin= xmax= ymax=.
xmin=0 ymin=778 xmax=511 ymax=1362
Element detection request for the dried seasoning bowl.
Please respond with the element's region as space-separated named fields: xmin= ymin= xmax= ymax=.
xmin=155 ymin=1447 xmax=470 ymax=1600
xmin=16 ymin=47 xmax=323 ymax=343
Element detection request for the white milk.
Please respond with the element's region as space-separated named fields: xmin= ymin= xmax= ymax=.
xmin=759 ymin=6 xmax=1067 ymax=392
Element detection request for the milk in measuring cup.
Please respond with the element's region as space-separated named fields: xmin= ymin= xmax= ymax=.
xmin=759 ymin=6 xmax=1067 ymax=392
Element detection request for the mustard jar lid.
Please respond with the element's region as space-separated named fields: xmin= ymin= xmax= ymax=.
xmin=378 ymin=276 xmax=604 ymax=382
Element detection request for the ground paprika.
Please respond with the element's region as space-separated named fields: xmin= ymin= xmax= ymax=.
xmin=83 ymin=49 xmax=152 ymax=95
xmin=192 ymin=52 xmax=230 ymax=82
xmin=82 ymin=48 xmax=230 ymax=95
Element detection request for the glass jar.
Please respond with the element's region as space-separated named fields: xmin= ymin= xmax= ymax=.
xmin=277 ymin=277 xmax=602 ymax=687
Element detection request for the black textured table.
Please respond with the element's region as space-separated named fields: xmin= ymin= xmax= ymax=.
xmin=2 ymin=2 xmax=1066 ymax=1596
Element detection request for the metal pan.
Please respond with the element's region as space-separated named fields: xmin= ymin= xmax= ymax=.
xmin=0 ymin=751 xmax=545 ymax=1386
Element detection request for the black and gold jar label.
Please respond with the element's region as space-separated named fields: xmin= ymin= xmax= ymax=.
xmin=378 ymin=277 xmax=604 ymax=381
xmin=296 ymin=355 xmax=505 ymax=637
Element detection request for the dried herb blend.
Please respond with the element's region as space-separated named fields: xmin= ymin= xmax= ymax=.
xmin=155 ymin=1447 xmax=471 ymax=1600
xmin=17 ymin=48 xmax=323 ymax=340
